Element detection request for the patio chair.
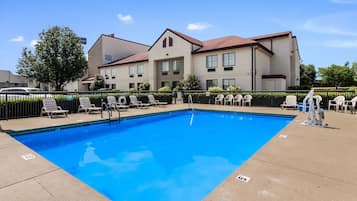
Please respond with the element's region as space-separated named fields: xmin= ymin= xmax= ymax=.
xmin=148 ymin=94 xmax=168 ymax=106
xmin=224 ymin=94 xmax=234 ymax=105
xmin=243 ymin=95 xmax=252 ymax=107
xmin=78 ymin=97 xmax=102 ymax=114
xmin=328 ymin=96 xmax=345 ymax=111
xmin=41 ymin=98 xmax=68 ymax=118
xmin=107 ymin=96 xmax=129 ymax=111
xmin=215 ymin=94 xmax=224 ymax=105
xmin=342 ymin=96 xmax=357 ymax=113
xmin=233 ymin=94 xmax=243 ymax=106
xmin=281 ymin=95 xmax=297 ymax=109
xmin=176 ymin=91 xmax=183 ymax=104
xmin=129 ymin=95 xmax=150 ymax=108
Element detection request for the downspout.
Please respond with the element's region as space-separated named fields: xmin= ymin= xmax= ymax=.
xmin=254 ymin=47 xmax=257 ymax=91
xmin=251 ymin=47 xmax=254 ymax=91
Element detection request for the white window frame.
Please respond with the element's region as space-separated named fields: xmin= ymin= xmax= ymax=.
xmin=206 ymin=79 xmax=218 ymax=89
xmin=161 ymin=61 xmax=169 ymax=72
xmin=137 ymin=64 xmax=144 ymax=75
xmin=129 ymin=65 xmax=136 ymax=76
xmin=206 ymin=55 xmax=218 ymax=69
xmin=223 ymin=52 xmax=235 ymax=67
xmin=222 ymin=79 xmax=236 ymax=89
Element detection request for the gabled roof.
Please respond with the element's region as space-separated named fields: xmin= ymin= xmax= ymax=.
xmin=249 ymin=31 xmax=291 ymax=40
xmin=194 ymin=36 xmax=258 ymax=53
xmin=100 ymin=52 xmax=148 ymax=67
xmin=88 ymin=34 xmax=149 ymax=53
xmin=148 ymin=28 xmax=202 ymax=50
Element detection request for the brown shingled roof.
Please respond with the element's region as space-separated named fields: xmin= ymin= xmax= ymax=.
xmin=100 ymin=52 xmax=148 ymax=67
xmin=249 ymin=31 xmax=291 ymax=40
xmin=167 ymin=28 xmax=203 ymax=46
xmin=194 ymin=36 xmax=258 ymax=53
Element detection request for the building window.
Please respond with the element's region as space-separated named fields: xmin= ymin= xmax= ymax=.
xmin=163 ymin=38 xmax=167 ymax=48
xmin=223 ymin=52 xmax=235 ymax=67
xmin=206 ymin=79 xmax=218 ymax=90
xmin=105 ymin=84 xmax=110 ymax=88
xmin=172 ymin=81 xmax=179 ymax=89
xmin=161 ymin=61 xmax=169 ymax=75
xmin=129 ymin=66 xmax=135 ymax=77
xmin=111 ymin=84 xmax=116 ymax=89
xmin=161 ymin=81 xmax=170 ymax=87
xmin=137 ymin=64 xmax=144 ymax=77
xmin=105 ymin=69 xmax=110 ymax=79
xmin=111 ymin=68 xmax=116 ymax=79
xmin=169 ymin=37 xmax=173 ymax=47
xmin=172 ymin=60 xmax=180 ymax=74
xmin=206 ymin=55 xmax=218 ymax=69
xmin=129 ymin=83 xmax=135 ymax=89
xmin=222 ymin=79 xmax=236 ymax=90
xmin=137 ymin=82 xmax=142 ymax=90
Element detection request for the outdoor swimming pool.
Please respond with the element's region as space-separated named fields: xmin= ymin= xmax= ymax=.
xmin=15 ymin=110 xmax=293 ymax=201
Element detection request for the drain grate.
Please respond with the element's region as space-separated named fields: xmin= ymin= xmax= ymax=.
xmin=21 ymin=153 xmax=36 ymax=160
xmin=236 ymin=174 xmax=251 ymax=183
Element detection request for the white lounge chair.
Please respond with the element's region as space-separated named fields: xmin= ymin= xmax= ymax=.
xmin=243 ymin=95 xmax=252 ymax=107
xmin=224 ymin=94 xmax=234 ymax=105
xmin=233 ymin=94 xmax=243 ymax=106
xmin=328 ymin=96 xmax=345 ymax=111
xmin=176 ymin=92 xmax=183 ymax=104
xmin=215 ymin=94 xmax=224 ymax=105
xmin=129 ymin=95 xmax=150 ymax=108
xmin=148 ymin=95 xmax=168 ymax=106
xmin=41 ymin=98 xmax=68 ymax=118
xmin=78 ymin=97 xmax=102 ymax=114
xmin=107 ymin=96 xmax=129 ymax=111
xmin=342 ymin=96 xmax=357 ymax=113
xmin=281 ymin=95 xmax=297 ymax=109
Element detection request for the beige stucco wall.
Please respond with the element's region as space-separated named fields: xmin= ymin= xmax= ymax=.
xmin=262 ymin=78 xmax=286 ymax=91
xmin=192 ymin=47 xmax=270 ymax=90
xmin=99 ymin=61 xmax=150 ymax=91
xmin=87 ymin=38 xmax=103 ymax=78
xmin=255 ymin=48 xmax=271 ymax=90
xmin=148 ymin=30 xmax=193 ymax=89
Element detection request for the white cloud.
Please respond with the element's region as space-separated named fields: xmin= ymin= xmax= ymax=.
xmin=186 ymin=22 xmax=211 ymax=31
xmin=117 ymin=14 xmax=134 ymax=24
xmin=30 ymin=40 xmax=39 ymax=48
xmin=302 ymin=13 xmax=357 ymax=36
xmin=9 ymin=36 xmax=24 ymax=42
xmin=324 ymin=40 xmax=357 ymax=48
xmin=330 ymin=0 xmax=357 ymax=4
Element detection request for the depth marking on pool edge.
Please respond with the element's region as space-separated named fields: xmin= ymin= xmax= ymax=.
xmin=236 ymin=174 xmax=251 ymax=183
xmin=21 ymin=153 xmax=36 ymax=160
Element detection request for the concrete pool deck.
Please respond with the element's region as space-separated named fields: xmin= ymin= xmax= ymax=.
xmin=0 ymin=104 xmax=356 ymax=200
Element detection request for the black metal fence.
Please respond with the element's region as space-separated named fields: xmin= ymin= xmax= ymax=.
xmin=0 ymin=89 xmax=356 ymax=120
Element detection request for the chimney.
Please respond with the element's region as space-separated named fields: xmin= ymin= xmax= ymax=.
xmin=108 ymin=33 xmax=115 ymax=38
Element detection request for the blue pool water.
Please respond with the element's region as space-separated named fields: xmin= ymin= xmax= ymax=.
xmin=15 ymin=110 xmax=293 ymax=201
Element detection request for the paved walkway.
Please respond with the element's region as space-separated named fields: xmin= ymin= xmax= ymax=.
xmin=0 ymin=104 xmax=356 ymax=201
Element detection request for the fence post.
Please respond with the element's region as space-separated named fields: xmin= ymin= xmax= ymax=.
xmin=5 ymin=93 xmax=8 ymax=121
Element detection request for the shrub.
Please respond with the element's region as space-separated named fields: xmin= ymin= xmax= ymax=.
xmin=181 ymin=75 xmax=201 ymax=90
xmin=90 ymin=75 xmax=105 ymax=91
xmin=138 ymin=82 xmax=150 ymax=91
xmin=208 ymin=86 xmax=223 ymax=92
xmin=158 ymin=86 xmax=171 ymax=92
xmin=227 ymin=85 xmax=240 ymax=91
xmin=288 ymin=85 xmax=311 ymax=90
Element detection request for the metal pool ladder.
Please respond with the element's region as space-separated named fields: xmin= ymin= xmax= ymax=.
xmin=188 ymin=94 xmax=194 ymax=126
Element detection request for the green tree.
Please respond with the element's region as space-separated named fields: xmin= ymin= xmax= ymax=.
xmin=181 ymin=74 xmax=201 ymax=90
xmin=300 ymin=64 xmax=316 ymax=86
xmin=17 ymin=26 xmax=87 ymax=91
xmin=89 ymin=75 xmax=105 ymax=90
xmin=318 ymin=64 xmax=355 ymax=87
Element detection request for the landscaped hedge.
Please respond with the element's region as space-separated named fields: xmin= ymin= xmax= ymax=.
xmin=0 ymin=93 xmax=173 ymax=120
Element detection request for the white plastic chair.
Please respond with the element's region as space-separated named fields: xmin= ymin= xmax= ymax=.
xmin=215 ymin=94 xmax=224 ymax=105
xmin=243 ymin=95 xmax=252 ymax=107
xmin=78 ymin=97 xmax=102 ymax=114
xmin=281 ymin=95 xmax=297 ymax=109
xmin=224 ymin=94 xmax=234 ymax=105
xmin=342 ymin=96 xmax=357 ymax=113
xmin=328 ymin=96 xmax=345 ymax=111
xmin=233 ymin=94 xmax=243 ymax=106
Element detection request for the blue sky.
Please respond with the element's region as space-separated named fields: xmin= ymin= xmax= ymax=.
xmin=1 ymin=0 xmax=357 ymax=74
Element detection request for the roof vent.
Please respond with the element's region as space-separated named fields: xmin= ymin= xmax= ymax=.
xmin=108 ymin=33 xmax=115 ymax=38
